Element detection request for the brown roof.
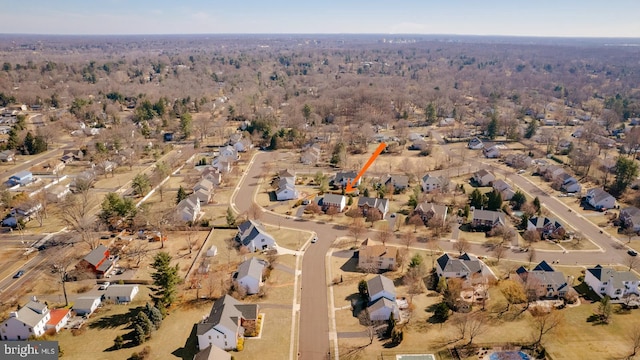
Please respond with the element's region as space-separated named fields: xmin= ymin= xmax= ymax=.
xmin=360 ymin=244 xmax=397 ymax=259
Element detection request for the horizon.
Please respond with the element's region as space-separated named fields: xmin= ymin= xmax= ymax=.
xmin=0 ymin=0 xmax=638 ymax=38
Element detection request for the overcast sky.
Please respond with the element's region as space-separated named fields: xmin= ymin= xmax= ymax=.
xmin=1 ymin=0 xmax=638 ymax=37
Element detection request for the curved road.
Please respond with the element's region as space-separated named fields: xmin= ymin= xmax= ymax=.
xmin=232 ymin=143 xmax=634 ymax=360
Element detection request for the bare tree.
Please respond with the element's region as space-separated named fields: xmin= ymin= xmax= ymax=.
xmin=626 ymin=325 xmax=640 ymax=360
xmin=625 ymin=255 xmax=640 ymax=271
xmin=348 ymin=218 xmax=366 ymax=246
xmin=51 ymin=254 xmax=78 ymax=307
xmin=454 ymin=238 xmax=471 ymax=255
xmin=492 ymin=244 xmax=507 ymax=263
xmin=57 ymin=195 xmax=98 ymax=250
xmin=530 ymin=307 xmax=564 ymax=346
xmin=246 ymin=203 xmax=263 ymax=221
xmin=527 ymin=248 xmax=537 ymax=267
xmin=123 ymin=240 xmax=151 ymax=268
xmin=375 ymin=223 xmax=393 ymax=245
xmin=400 ymin=231 xmax=415 ymax=249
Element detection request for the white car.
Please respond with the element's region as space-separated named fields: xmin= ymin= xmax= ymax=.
xmin=311 ymin=236 xmax=318 ymax=243
xmin=99 ymin=282 xmax=110 ymax=290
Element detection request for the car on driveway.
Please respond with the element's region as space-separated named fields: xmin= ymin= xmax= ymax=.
xmin=99 ymin=282 xmax=111 ymax=290
xmin=13 ymin=270 xmax=25 ymax=278
xmin=629 ymin=250 xmax=638 ymax=257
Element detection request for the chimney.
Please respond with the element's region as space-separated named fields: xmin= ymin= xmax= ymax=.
xmin=9 ymin=311 xmax=18 ymax=318
xmin=31 ymin=296 xmax=37 ymax=302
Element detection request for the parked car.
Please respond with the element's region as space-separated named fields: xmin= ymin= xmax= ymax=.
xmin=629 ymin=250 xmax=638 ymax=257
xmin=99 ymin=281 xmax=111 ymax=290
xmin=302 ymin=199 xmax=310 ymax=205
xmin=311 ymin=236 xmax=318 ymax=243
xmin=13 ymin=270 xmax=25 ymax=278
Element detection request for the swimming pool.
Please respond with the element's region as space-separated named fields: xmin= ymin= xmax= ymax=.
xmin=489 ymin=351 xmax=531 ymax=360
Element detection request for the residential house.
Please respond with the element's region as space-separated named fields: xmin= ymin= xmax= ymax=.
xmin=72 ymin=296 xmax=102 ymax=316
xmin=435 ymin=253 xmax=491 ymax=284
xmin=586 ymin=188 xmax=616 ymax=210
xmin=193 ymin=345 xmax=231 ymax=360
xmin=177 ymin=194 xmax=201 ymax=222
xmin=366 ymin=275 xmax=400 ymax=321
xmin=95 ymin=160 xmax=117 ymax=175
xmin=0 ymin=126 xmax=12 ymax=135
xmin=421 ymin=174 xmax=449 ymax=193
xmin=409 ymin=138 xmax=430 ymax=151
xmin=559 ymin=173 xmax=582 ymax=193
xmin=585 ymin=265 xmax=640 ymax=300
xmin=620 ymin=207 xmax=640 ymax=232
xmin=515 ymin=261 xmax=569 ymax=299
xmin=332 ymin=171 xmax=360 ymax=188
xmin=7 ymin=170 xmax=33 ymax=186
xmin=505 ymin=154 xmax=533 ymax=169
xmin=103 ymin=285 xmax=139 ymax=304
xmin=60 ymin=149 xmax=84 ymax=163
xmin=380 ymin=174 xmax=409 ymax=191
xmin=321 ymin=194 xmax=346 ymax=212
xmin=196 ymin=295 xmax=259 ymax=351
xmin=414 ymin=201 xmax=448 ymax=224
xmin=276 ymin=170 xmax=298 ymax=201
xmin=470 ymin=209 xmax=505 ymax=229
xmin=193 ymin=179 xmax=214 ymax=204
xmin=233 ymin=138 xmax=253 ymax=153
xmin=13 ymin=202 xmax=42 ymax=218
xmin=357 ymin=197 xmax=389 ymax=219
xmin=0 ymin=149 xmax=14 ymax=162
xmin=220 ymin=146 xmax=239 ymax=160
xmin=46 ymin=308 xmax=71 ymax=333
xmin=537 ymin=164 xmax=565 ymax=180
xmin=236 ymin=220 xmax=277 ymax=252
xmin=483 ymin=145 xmax=501 ymax=159
xmin=358 ymin=240 xmax=398 ymax=271
xmin=468 ymin=137 xmax=484 ymax=150
xmin=76 ymin=245 xmax=114 ymax=278
xmin=47 ymin=185 xmax=71 ymax=202
xmin=212 ymin=156 xmax=233 ymax=173
xmin=492 ymin=179 xmax=515 ymax=201
xmin=0 ymin=297 xmax=50 ymax=340
xmin=200 ymin=166 xmax=222 ymax=187
xmin=473 ymin=169 xmax=495 ymax=186
xmin=527 ymin=217 xmax=566 ymax=239
xmin=234 ymin=257 xmax=267 ymax=295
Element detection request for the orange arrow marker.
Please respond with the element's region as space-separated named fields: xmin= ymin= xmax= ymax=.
xmin=345 ymin=142 xmax=387 ymax=193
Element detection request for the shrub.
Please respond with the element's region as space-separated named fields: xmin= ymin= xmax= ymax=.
xmin=236 ymin=338 xmax=244 ymax=351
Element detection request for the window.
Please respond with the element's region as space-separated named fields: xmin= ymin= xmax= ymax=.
xmin=208 ymin=336 xmax=211 ymax=339
xmin=29 ymin=328 xmax=32 ymax=333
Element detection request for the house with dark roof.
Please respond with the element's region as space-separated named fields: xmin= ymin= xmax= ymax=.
xmin=620 ymin=207 xmax=640 ymax=232
xmin=413 ymin=201 xmax=448 ymax=225
xmin=468 ymin=137 xmax=484 ymax=150
xmin=471 ymin=209 xmax=505 ymax=229
xmin=73 ymin=296 xmax=102 ymax=317
xmin=357 ymin=197 xmax=389 ymax=218
xmin=585 ymin=265 xmax=640 ymax=300
xmin=236 ymin=220 xmax=276 ymax=252
xmin=515 ymin=261 xmax=569 ymax=299
xmin=527 ymin=217 xmax=566 ymax=239
xmin=0 ymin=297 xmax=51 ymax=340
xmin=435 ymin=253 xmax=492 ymax=285
xmin=196 ymin=295 xmax=259 ymax=351
xmin=366 ymin=275 xmax=400 ymax=321
xmin=586 ymin=188 xmax=616 ymax=210
xmin=358 ymin=239 xmax=398 ymax=271
xmin=76 ymin=245 xmax=114 ymax=278
xmin=234 ymin=257 xmax=267 ymax=295
xmin=332 ymin=170 xmax=360 ymax=188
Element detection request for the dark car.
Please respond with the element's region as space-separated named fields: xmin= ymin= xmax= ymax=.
xmin=13 ymin=270 xmax=25 ymax=278
xmin=628 ymin=250 xmax=638 ymax=257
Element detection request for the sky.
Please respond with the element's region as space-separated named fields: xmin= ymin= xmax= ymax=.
xmin=1 ymin=0 xmax=638 ymax=38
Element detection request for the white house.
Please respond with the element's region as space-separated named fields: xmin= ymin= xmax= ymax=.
xmin=234 ymin=257 xmax=267 ymax=295
xmin=366 ymin=275 xmax=400 ymax=321
xmin=0 ymin=297 xmax=51 ymax=340
xmin=220 ymin=146 xmax=239 ymax=160
xmin=332 ymin=171 xmax=360 ymax=188
xmin=483 ymin=145 xmax=501 ymax=158
xmin=73 ymin=296 xmax=102 ymax=316
xmin=177 ymin=194 xmax=201 ymax=222
xmin=586 ymin=188 xmax=616 ymax=210
xmin=212 ymin=156 xmax=234 ymax=173
xmin=46 ymin=308 xmax=71 ymax=333
xmin=492 ymin=179 xmax=515 ymax=201
xmin=103 ymin=285 xmax=139 ymax=304
xmin=236 ymin=220 xmax=277 ymax=252
xmin=421 ymin=174 xmax=449 ymax=193
xmin=585 ymin=265 xmax=640 ymax=300
xmin=620 ymin=207 xmax=640 ymax=232
xmin=47 ymin=185 xmax=71 ymax=202
xmin=276 ymin=170 xmax=298 ymax=201
xmin=321 ymin=194 xmax=346 ymax=212
xmin=435 ymin=253 xmax=493 ymax=284
xmin=468 ymin=137 xmax=484 ymax=150
xmin=193 ymin=179 xmax=214 ymax=204
xmin=358 ymin=240 xmax=398 ymax=271
xmin=196 ymin=295 xmax=259 ymax=351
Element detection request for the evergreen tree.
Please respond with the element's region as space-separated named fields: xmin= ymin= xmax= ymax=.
xmin=145 ymin=303 xmax=163 ymax=329
xmin=524 ymin=120 xmax=538 ymax=139
xmin=533 ymin=197 xmax=541 ymax=215
xmin=486 ymin=190 xmax=503 ymax=211
xmin=150 ymin=252 xmax=180 ymax=308
xmin=133 ymin=324 xmax=146 ymax=345
xmin=23 ymin=132 xmax=35 ymax=154
xmin=180 ymin=113 xmax=192 ymax=138
xmin=425 ymin=103 xmax=437 ymax=124
xmin=487 ymin=116 xmax=499 ymax=139
xmin=134 ymin=311 xmax=153 ymax=336
xmin=510 ymin=191 xmax=526 ymax=210
xmin=131 ymin=174 xmax=151 ymax=197
xmin=469 ymin=188 xmax=487 ymax=209
xmin=114 ymin=335 xmax=124 ymax=349
xmin=226 ymin=207 xmax=236 ymax=227
xmin=610 ymin=156 xmax=639 ymax=197
xmin=176 ymin=186 xmax=188 ymax=204
xmin=358 ymin=280 xmax=368 ymax=300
